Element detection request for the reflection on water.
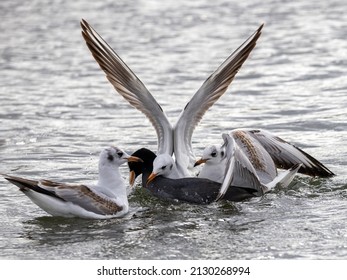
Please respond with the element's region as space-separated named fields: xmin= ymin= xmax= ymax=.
xmin=0 ymin=0 xmax=346 ymax=259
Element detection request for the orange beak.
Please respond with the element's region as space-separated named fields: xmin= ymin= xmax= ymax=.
xmin=129 ymin=170 xmax=136 ymax=187
xmin=194 ymin=158 xmax=208 ymax=167
xmin=146 ymin=172 xmax=157 ymax=186
xmin=127 ymin=156 xmax=143 ymax=163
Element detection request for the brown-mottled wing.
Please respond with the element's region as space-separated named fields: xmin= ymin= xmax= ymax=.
xmin=2 ymin=174 xmax=123 ymax=215
xmin=246 ymin=129 xmax=335 ymax=177
xmin=216 ymin=134 xmax=263 ymax=201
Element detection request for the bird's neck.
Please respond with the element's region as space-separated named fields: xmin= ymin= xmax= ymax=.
xmin=199 ymin=161 xmax=225 ymax=183
xmin=167 ymin=163 xmax=182 ymax=179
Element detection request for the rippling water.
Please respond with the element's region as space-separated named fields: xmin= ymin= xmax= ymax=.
xmin=0 ymin=0 xmax=346 ymax=259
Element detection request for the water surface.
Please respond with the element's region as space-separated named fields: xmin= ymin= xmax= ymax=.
xmin=0 ymin=0 xmax=346 ymax=259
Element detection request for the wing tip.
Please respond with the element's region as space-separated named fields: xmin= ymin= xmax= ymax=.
xmin=304 ymin=166 xmax=335 ymax=178
xmin=1 ymin=174 xmax=36 ymax=191
xmin=258 ymin=23 xmax=265 ymax=32
xmin=294 ymin=146 xmax=335 ymax=178
xmin=80 ymin=18 xmax=89 ymax=34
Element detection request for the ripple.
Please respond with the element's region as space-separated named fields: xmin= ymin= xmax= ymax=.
xmin=0 ymin=0 xmax=346 ymax=260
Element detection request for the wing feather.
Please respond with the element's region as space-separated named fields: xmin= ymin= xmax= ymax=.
xmin=39 ymin=180 xmax=123 ymax=215
xmin=216 ymin=134 xmax=263 ymax=201
xmin=2 ymin=174 xmax=123 ymax=216
xmin=81 ymin=19 xmax=173 ymax=155
xmin=174 ymin=24 xmax=264 ymax=174
xmin=246 ymin=129 xmax=335 ymax=177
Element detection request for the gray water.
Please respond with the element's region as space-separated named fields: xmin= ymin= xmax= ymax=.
xmin=0 ymin=0 xmax=346 ymax=260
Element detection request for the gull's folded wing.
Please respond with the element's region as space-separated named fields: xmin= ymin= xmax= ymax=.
xmin=3 ymin=174 xmax=123 ymax=215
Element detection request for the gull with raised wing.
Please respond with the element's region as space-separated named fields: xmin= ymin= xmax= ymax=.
xmin=80 ymin=19 xmax=263 ymax=177
xmin=214 ymin=133 xmax=303 ymax=201
xmin=1 ymin=147 xmax=142 ymax=219
xmin=195 ymin=128 xmax=334 ymax=186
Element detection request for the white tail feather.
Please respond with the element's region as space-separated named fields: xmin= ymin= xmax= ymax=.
xmin=263 ymin=163 xmax=302 ymax=192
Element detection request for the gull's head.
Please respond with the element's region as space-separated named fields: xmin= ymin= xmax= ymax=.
xmin=146 ymin=154 xmax=174 ymax=184
xmin=194 ymin=145 xmax=225 ymax=167
xmin=128 ymin=148 xmax=156 ymax=186
xmin=99 ymin=146 xmax=143 ymax=168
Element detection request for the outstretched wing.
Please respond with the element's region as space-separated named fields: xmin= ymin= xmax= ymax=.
xmin=173 ymin=24 xmax=264 ymax=175
xmin=245 ymin=129 xmax=335 ymax=177
xmin=81 ymin=19 xmax=173 ymax=155
xmin=216 ymin=134 xmax=263 ymax=201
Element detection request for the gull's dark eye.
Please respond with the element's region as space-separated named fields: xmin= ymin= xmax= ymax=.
xmin=107 ymin=154 xmax=114 ymax=161
xmin=117 ymin=152 xmax=124 ymax=158
xmin=211 ymin=152 xmax=217 ymax=157
xmin=161 ymin=165 xmax=167 ymax=170
xmin=221 ymin=151 xmax=225 ymax=157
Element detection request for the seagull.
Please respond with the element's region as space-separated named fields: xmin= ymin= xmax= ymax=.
xmin=195 ymin=128 xmax=334 ymax=182
xmin=213 ymin=133 xmax=303 ymax=201
xmin=195 ymin=144 xmax=228 ymax=183
xmin=1 ymin=147 xmax=142 ymax=219
xmin=128 ymin=148 xmax=260 ymax=204
xmin=80 ymin=19 xmax=263 ymax=177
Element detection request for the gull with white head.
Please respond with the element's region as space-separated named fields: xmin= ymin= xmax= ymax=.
xmin=80 ymin=19 xmax=263 ymax=178
xmin=195 ymin=129 xmax=334 ymax=200
xmin=1 ymin=146 xmax=142 ymax=219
